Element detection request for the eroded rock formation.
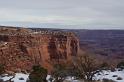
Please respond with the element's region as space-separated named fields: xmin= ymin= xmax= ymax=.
xmin=0 ymin=26 xmax=79 ymax=72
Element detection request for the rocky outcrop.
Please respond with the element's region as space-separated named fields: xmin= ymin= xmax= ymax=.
xmin=0 ymin=26 xmax=79 ymax=72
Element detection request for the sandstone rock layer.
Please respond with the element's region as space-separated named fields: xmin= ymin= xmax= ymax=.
xmin=0 ymin=27 xmax=79 ymax=72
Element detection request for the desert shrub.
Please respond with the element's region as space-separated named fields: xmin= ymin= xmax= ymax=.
xmin=111 ymin=68 xmax=116 ymax=72
xmin=117 ymin=61 xmax=124 ymax=69
xmin=112 ymin=75 xmax=118 ymax=77
xmin=118 ymin=68 xmax=123 ymax=71
xmin=97 ymin=73 xmax=101 ymax=75
xmin=102 ymin=78 xmax=116 ymax=82
xmin=84 ymin=80 xmax=101 ymax=82
xmin=116 ymin=77 xmax=123 ymax=80
xmin=28 ymin=65 xmax=48 ymax=82
xmin=100 ymin=62 xmax=110 ymax=70
xmin=52 ymin=64 xmax=68 ymax=82
xmin=49 ymin=77 xmax=53 ymax=82
xmin=21 ymin=70 xmax=28 ymax=74
xmin=19 ymin=77 xmax=24 ymax=80
xmin=105 ymin=74 xmax=109 ymax=75
xmin=0 ymin=64 xmax=4 ymax=75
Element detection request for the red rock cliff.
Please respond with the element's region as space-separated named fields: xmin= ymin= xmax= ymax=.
xmin=0 ymin=27 xmax=79 ymax=72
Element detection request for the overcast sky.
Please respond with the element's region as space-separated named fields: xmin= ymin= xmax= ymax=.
xmin=0 ymin=0 xmax=124 ymax=29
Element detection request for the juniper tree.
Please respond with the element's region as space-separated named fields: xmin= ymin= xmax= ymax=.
xmin=28 ymin=65 xmax=48 ymax=82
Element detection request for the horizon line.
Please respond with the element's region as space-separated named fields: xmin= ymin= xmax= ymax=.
xmin=0 ymin=25 xmax=124 ymax=30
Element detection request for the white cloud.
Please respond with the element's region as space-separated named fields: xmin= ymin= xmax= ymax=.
xmin=0 ymin=0 xmax=124 ymax=29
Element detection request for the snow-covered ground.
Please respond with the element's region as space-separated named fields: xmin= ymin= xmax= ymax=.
xmin=94 ymin=69 xmax=124 ymax=82
xmin=0 ymin=73 xmax=29 ymax=82
xmin=62 ymin=69 xmax=124 ymax=82
xmin=0 ymin=69 xmax=124 ymax=82
xmin=0 ymin=73 xmax=52 ymax=82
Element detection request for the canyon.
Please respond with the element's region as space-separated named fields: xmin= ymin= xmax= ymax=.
xmin=0 ymin=26 xmax=80 ymax=72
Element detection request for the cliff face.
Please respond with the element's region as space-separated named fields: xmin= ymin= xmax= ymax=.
xmin=0 ymin=27 xmax=79 ymax=72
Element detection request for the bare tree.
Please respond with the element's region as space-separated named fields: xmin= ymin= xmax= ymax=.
xmin=51 ymin=64 xmax=68 ymax=82
xmin=73 ymin=53 xmax=104 ymax=81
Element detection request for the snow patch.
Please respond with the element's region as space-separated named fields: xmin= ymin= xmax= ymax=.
xmin=0 ymin=69 xmax=124 ymax=82
xmin=95 ymin=69 xmax=124 ymax=82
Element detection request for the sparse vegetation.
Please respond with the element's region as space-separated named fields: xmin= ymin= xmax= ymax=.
xmin=28 ymin=65 xmax=48 ymax=82
xmin=49 ymin=77 xmax=53 ymax=82
xmin=110 ymin=68 xmax=116 ymax=72
xmin=102 ymin=78 xmax=116 ymax=82
xmin=19 ymin=77 xmax=24 ymax=80
xmin=100 ymin=62 xmax=110 ymax=70
xmin=0 ymin=64 xmax=4 ymax=75
xmin=117 ymin=61 xmax=124 ymax=69
xmin=112 ymin=75 xmax=118 ymax=77
xmin=51 ymin=64 xmax=68 ymax=82
xmin=116 ymin=77 xmax=123 ymax=80
xmin=72 ymin=53 xmax=106 ymax=81
xmin=118 ymin=68 xmax=123 ymax=71
xmin=105 ymin=74 xmax=109 ymax=75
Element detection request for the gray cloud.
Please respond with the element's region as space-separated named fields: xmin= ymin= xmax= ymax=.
xmin=0 ymin=0 xmax=124 ymax=29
